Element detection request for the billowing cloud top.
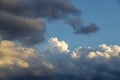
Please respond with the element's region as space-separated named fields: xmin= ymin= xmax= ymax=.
xmin=44 ymin=37 xmax=70 ymax=53
xmin=0 ymin=37 xmax=120 ymax=80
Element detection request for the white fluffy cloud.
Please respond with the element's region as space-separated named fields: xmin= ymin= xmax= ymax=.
xmin=44 ymin=37 xmax=70 ymax=53
xmin=88 ymin=44 xmax=120 ymax=59
xmin=42 ymin=37 xmax=120 ymax=79
xmin=1 ymin=37 xmax=120 ymax=80
xmin=0 ymin=40 xmax=32 ymax=68
xmin=42 ymin=37 xmax=120 ymax=63
xmin=0 ymin=40 xmax=54 ymax=79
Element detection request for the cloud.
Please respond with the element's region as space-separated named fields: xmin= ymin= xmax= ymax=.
xmin=0 ymin=11 xmax=45 ymax=45
xmin=0 ymin=40 xmax=54 ymax=80
xmin=0 ymin=0 xmax=80 ymax=19
xmin=0 ymin=37 xmax=120 ymax=79
xmin=44 ymin=37 xmax=70 ymax=53
xmin=0 ymin=0 xmax=101 ymax=79
xmin=42 ymin=37 xmax=120 ymax=80
xmin=66 ymin=18 xmax=99 ymax=34
xmin=0 ymin=0 xmax=99 ymax=45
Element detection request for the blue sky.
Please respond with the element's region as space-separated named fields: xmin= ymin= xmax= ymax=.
xmin=44 ymin=0 xmax=120 ymax=50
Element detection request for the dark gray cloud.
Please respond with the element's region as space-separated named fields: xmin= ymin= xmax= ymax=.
xmin=66 ymin=18 xmax=99 ymax=34
xmin=0 ymin=11 xmax=45 ymax=44
xmin=0 ymin=0 xmax=80 ymax=19
xmin=0 ymin=0 xmax=80 ymax=44
xmin=0 ymin=0 xmax=99 ymax=45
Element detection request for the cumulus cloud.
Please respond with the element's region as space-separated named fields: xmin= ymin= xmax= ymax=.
xmin=44 ymin=37 xmax=70 ymax=53
xmin=88 ymin=44 xmax=120 ymax=58
xmin=42 ymin=37 xmax=120 ymax=80
xmin=0 ymin=40 xmax=54 ymax=80
xmin=0 ymin=37 xmax=120 ymax=80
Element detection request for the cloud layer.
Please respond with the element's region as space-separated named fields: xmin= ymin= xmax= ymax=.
xmin=0 ymin=37 xmax=120 ymax=80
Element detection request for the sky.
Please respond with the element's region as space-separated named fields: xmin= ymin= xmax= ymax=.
xmin=45 ymin=0 xmax=120 ymax=50
xmin=0 ymin=0 xmax=120 ymax=80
